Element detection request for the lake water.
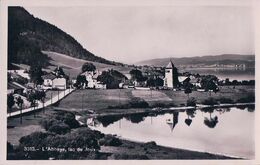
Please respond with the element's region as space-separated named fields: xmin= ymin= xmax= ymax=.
xmin=180 ymin=68 xmax=255 ymax=81
xmin=89 ymin=106 xmax=255 ymax=159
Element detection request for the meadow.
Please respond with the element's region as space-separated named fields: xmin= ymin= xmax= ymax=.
xmin=56 ymin=85 xmax=255 ymax=114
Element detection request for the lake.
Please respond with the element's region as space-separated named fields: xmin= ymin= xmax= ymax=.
xmin=89 ymin=106 xmax=255 ymax=159
xmin=180 ymin=68 xmax=255 ymax=81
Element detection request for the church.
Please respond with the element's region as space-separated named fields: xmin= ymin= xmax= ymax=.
xmin=164 ymin=60 xmax=179 ymax=88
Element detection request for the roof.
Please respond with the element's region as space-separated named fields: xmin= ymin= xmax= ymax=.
xmin=12 ymin=82 xmax=27 ymax=89
xmin=190 ymin=78 xmax=200 ymax=84
xmin=166 ymin=60 xmax=174 ymax=69
xmin=42 ymin=73 xmax=56 ymax=80
xmin=8 ymin=82 xmax=23 ymax=90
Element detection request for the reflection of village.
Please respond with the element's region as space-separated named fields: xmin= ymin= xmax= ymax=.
xmin=86 ymin=105 xmax=254 ymax=132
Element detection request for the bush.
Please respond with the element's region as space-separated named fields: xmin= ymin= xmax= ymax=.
xmin=201 ymin=97 xmax=218 ymax=105
xmin=54 ymin=111 xmax=80 ymax=129
xmin=99 ymin=135 xmax=122 ymax=146
xmin=237 ymin=95 xmax=255 ymax=103
xmin=217 ymin=97 xmax=234 ymax=104
xmin=143 ymin=141 xmax=157 ymax=148
xmin=112 ymin=153 xmax=149 ymax=160
xmin=48 ymin=123 xmax=70 ymax=134
xmin=19 ymin=132 xmax=54 ymax=147
xmin=129 ymin=97 xmax=149 ymax=108
xmin=186 ymin=97 xmax=196 ymax=107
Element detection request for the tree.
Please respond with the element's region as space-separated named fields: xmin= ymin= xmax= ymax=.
xmin=16 ymin=96 xmax=24 ymax=124
xmin=54 ymin=66 xmax=65 ymax=78
xmin=75 ymin=75 xmax=87 ymax=89
xmin=97 ymin=71 xmax=119 ymax=89
xmin=186 ymin=97 xmax=196 ymax=107
xmin=81 ymin=62 xmax=96 ymax=73
xmin=35 ymin=90 xmax=46 ymax=112
xmin=206 ymin=80 xmax=219 ymax=96
xmin=184 ymin=85 xmax=192 ymax=98
xmin=200 ymin=75 xmax=219 ymax=96
xmin=29 ymin=65 xmax=44 ymax=86
xmin=28 ymin=91 xmax=37 ymax=117
xmin=172 ymin=67 xmax=180 ymax=87
xmin=129 ymin=69 xmax=144 ymax=82
xmin=7 ymin=94 xmax=15 ymax=115
xmin=183 ymin=78 xmax=193 ymax=98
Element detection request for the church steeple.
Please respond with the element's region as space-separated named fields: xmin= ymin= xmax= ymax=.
xmin=166 ymin=60 xmax=174 ymax=69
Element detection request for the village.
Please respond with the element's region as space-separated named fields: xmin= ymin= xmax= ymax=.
xmin=7 ymin=60 xmax=255 ymax=118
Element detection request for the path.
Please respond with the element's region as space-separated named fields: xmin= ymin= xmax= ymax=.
xmin=7 ymin=88 xmax=75 ymax=118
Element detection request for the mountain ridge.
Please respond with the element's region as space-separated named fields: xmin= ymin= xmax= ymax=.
xmin=8 ymin=7 xmax=121 ymax=69
xmin=137 ymin=54 xmax=255 ymax=68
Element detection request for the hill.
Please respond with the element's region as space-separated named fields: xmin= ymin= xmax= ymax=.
xmin=8 ymin=7 xmax=121 ymax=69
xmin=136 ymin=54 xmax=255 ymax=68
xmin=42 ymin=51 xmax=133 ymax=78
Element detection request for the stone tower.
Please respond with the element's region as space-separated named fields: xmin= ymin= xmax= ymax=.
xmin=164 ymin=60 xmax=175 ymax=88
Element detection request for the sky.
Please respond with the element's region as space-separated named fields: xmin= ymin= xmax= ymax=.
xmin=25 ymin=5 xmax=254 ymax=64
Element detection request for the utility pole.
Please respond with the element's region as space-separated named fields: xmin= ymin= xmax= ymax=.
xmin=82 ymin=92 xmax=84 ymax=112
xmin=51 ymin=92 xmax=52 ymax=104
xmin=118 ymin=88 xmax=121 ymax=105
xmin=20 ymin=105 xmax=22 ymax=124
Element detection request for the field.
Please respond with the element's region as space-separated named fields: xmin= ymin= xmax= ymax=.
xmin=43 ymin=51 xmax=134 ymax=78
xmin=56 ymin=85 xmax=255 ymax=114
xmin=57 ymin=89 xmax=133 ymax=111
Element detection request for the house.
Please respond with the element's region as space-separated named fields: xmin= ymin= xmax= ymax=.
xmin=8 ymin=69 xmax=30 ymax=80
xmin=8 ymin=82 xmax=24 ymax=94
xmin=81 ymin=70 xmax=106 ymax=89
xmin=190 ymin=77 xmax=201 ymax=88
xmin=42 ymin=73 xmax=67 ymax=89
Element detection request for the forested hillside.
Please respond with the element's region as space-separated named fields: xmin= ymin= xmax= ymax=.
xmin=8 ymin=7 xmax=119 ymax=69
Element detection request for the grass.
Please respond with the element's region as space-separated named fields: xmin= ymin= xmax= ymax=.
xmin=57 ymin=89 xmax=133 ymax=111
xmin=56 ymin=86 xmax=254 ymax=113
xmin=163 ymin=86 xmax=255 ymax=105
xmin=43 ymin=51 xmax=134 ymax=78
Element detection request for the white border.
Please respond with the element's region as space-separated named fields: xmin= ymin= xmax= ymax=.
xmin=0 ymin=0 xmax=259 ymax=164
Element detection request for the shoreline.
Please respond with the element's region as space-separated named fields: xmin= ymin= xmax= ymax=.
xmin=71 ymin=102 xmax=255 ymax=119
xmin=117 ymin=136 xmax=245 ymax=159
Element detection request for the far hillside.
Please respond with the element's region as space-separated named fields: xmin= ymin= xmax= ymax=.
xmin=137 ymin=54 xmax=255 ymax=68
xmin=43 ymin=51 xmax=134 ymax=78
xmin=8 ymin=7 xmax=123 ymax=69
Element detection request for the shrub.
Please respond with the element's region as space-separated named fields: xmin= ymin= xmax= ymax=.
xmin=237 ymin=95 xmax=255 ymax=103
xmin=186 ymin=97 xmax=196 ymax=107
xmin=201 ymin=97 xmax=218 ymax=105
xmin=217 ymin=97 xmax=234 ymax=104
xmin=112 ymin=153 xmax=149 ymax=160
xmin=129 ymin=97 xmax=149 ymax=108
xmin=19 ymin=131 xmax=53 ymax=147
xmin=48 ymin=123 xmax=70 ymax=134
xmin=7 ymin=142 xmax=14 ymax=153
xmin=143 ymin=141 xmax=157 ymax=148
xmin=99 ymin=135 xmax=122 ymax=146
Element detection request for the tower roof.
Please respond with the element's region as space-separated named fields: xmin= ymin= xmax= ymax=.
xmin=166 ymin=60 xmax=174 ymax=69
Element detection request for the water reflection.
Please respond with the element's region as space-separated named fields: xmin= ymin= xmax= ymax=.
xmin=90 ymin=106 xmax=254 ymax=159
xmin=94 ymin=105 xmax=254 ymax=130
xmin=166 ymin=112 xmax=179 ymax=132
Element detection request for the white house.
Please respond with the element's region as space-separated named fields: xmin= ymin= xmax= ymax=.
xmin=42 ymin=73 xmax=67 ymax=89
xmin=8 ymin=69 xmax=30 ymax=80
xmin=81 ymin=70 xmax=106 ymax=89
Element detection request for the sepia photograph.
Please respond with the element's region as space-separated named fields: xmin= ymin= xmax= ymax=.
xmin=1 ymin=0 xmax=258 ymax=162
